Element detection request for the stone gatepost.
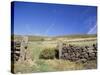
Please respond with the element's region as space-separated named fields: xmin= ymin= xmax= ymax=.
xmin=58 ymin=41 xmax=63 ymax=59
xmin=19 ymin=36 xmax=28 ymax=61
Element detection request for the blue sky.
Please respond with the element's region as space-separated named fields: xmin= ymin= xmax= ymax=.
xmin=12 ymin=1 xmax=97 ymax=36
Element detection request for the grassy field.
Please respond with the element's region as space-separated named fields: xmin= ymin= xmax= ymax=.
xmin=13 ymin=34 xmax=97 ymax=73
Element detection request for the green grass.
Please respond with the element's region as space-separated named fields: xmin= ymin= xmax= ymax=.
xmin=14 ymin=59 xmax=97 ymax=73
xmin=13 ymin=34 xmax=97 ymax=73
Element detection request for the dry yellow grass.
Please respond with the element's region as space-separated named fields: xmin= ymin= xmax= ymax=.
xmin=45 ymin=59 xmax=84 ymax=71
xmin=14 ymin=59 xmax=90 ymax=73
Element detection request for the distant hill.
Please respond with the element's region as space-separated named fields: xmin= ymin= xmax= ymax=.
xmin=11 ymin=34 xmax=97 ymax=41
xmin=11 ymin=34 xmax=48 ymax=41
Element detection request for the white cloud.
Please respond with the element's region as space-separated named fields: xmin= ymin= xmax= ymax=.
xmin=87 ymin=23 xmax=97 ymax=34
xmin=44 ymin=23 xmax=55 ymax=35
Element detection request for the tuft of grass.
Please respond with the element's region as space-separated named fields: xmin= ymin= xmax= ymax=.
xmin=39 ymin=48 xmax=56 ymax=59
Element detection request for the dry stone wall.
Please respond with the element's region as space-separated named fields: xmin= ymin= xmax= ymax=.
xmin=57 ymin=43 xmax=97 ymax=63
xmin=11 ymin=36 xmax=29 ymax=62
